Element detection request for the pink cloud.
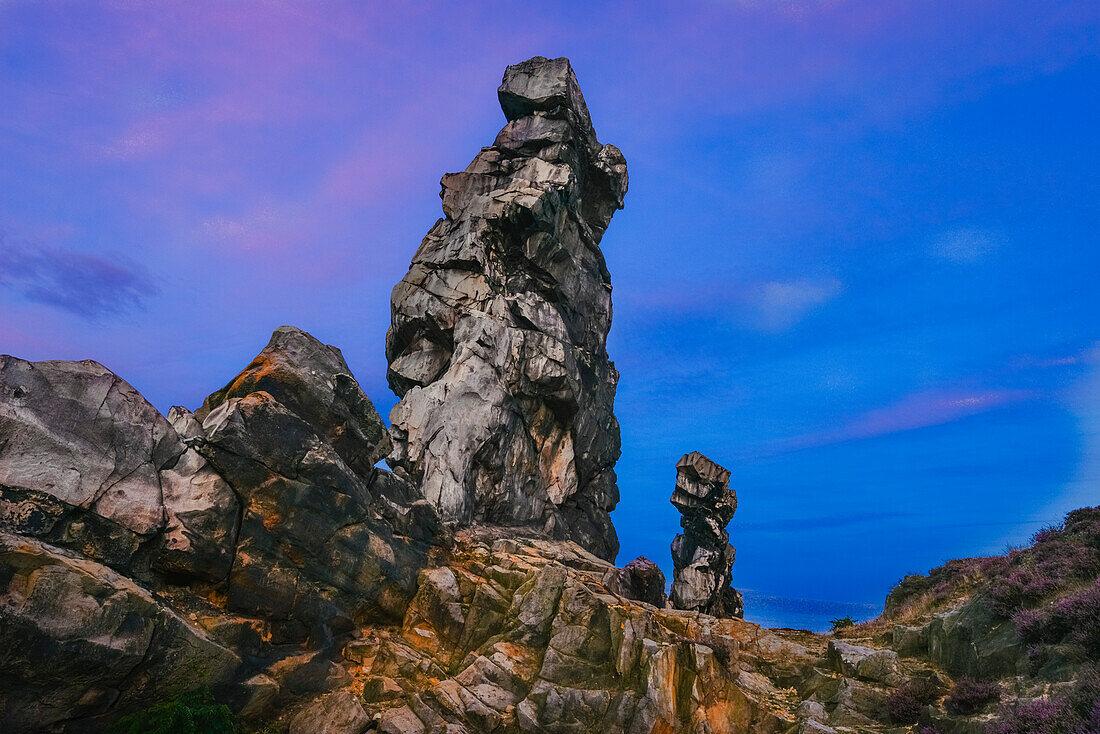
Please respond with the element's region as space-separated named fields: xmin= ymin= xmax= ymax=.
xmin=774 ymin=387 xmax=1034 ymax=452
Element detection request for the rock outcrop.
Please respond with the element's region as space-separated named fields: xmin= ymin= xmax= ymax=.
xmin=0 ymin=325 xmax=443 ymax=727
xmin=346 ymin=529 xmax=801 ymax=734
xmin=192 ymin=326 xmax=442 ymax=639
xmin=670 ymin=452 xmax=743 ymax=618
xmin=618 ymin=556 xmax=668 ymax=608
xmin=385 ymin=56 xmax=628 ymax=562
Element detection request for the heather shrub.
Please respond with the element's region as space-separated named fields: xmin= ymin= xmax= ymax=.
xmin=990 ymin=667 xmax=1100 ymax=734
xmin=990 ymin=697 xmax=1069 ymax=734
xmin=1056 ymin=581 xmax=1100 ymax=656
xmin=1033 ymin=524 xmax=1063 ymax=545
xmin=886 ymin=678 xmax=940 ymax=724
xmin=944 ymin=677 xmax=1000 ymax=715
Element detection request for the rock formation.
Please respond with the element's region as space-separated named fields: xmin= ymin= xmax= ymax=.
xmin=1 ymin=55 xmax=1093 ymax=734
xmin=385 ymin=56 xmax=628 ymax=561
xmin=0 ymin=326 xmax=442 ymax=729
xmin=670 ymin=452 xmax=743 ymax=618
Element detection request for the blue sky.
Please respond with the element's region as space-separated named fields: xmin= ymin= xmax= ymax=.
xmin=1 ymin=1 xmax=1098 ymax=624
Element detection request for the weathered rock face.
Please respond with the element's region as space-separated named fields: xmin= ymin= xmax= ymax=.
xmin=0 ymin=532 xmax=241 ymax=732
xmin=0 ymin=355 xmax=239 ymax=581
xmin=0 ymin=325 xmax=443 ymax=729
xmin=386 ymin=56 xmax=628 ymax=562
xmin=670 ymin=452 xmax=743 ymax=618
xmin=194 ymin=326 xmax=442 ymax=638
xmin=197 ymin=325 xmax=392 ymax=476
xmin=345 ymin=530 xmax=798 ymax=734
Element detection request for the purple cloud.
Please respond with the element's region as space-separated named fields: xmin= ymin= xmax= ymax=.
xmin=0 ymin=237 xmax=158 ymax=319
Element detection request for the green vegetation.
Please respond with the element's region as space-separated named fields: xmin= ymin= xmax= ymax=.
xmin=107 ymin=689 xmax=237 ymax=734
xmin=828 ymin=615 xmax=856 ymax=632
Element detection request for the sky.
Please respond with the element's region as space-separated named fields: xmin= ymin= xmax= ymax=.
xmin=1 ymin=1 xmax=1098 ymax=629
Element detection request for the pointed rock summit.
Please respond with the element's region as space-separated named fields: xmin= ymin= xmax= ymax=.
xmin=670 ymin=451 xmax=743 ymax=617
xmin=385 ymin=56 xmax=628 ymax=560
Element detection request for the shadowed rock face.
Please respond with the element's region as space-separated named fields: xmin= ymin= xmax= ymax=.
xmin=670 ymin=452 xmax=743 ymax=618
xmin=194 ymin=326 xmax=442 ymax=637
xmin=385 ymin=56 xmax=628 ymax=561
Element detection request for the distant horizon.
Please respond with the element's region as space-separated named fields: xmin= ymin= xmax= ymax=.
xmin=2 ymin=1 xmax=1097 ymax=629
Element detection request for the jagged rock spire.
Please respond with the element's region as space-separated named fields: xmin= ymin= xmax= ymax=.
xmin=670 ymin=451 xmax=743 ymax=617
xmin=385 ymin=56 xmax=628 ymax=560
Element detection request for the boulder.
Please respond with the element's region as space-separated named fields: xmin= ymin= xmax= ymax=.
xmin=154 ymin=405 xmax=240 ymax=581
xmin=385 ymin=56 xmax=628 ymax=561
xmin=617 ymin=556 xmax=667 ymax=607
xmin=197 ymin=324 xmax=391 ymax=474
xmin=826 ymin=639 xmax=903 ymax=686
xmin=0 ymin=356 xmax=181 ymax=571
xmin=288 ymin=689 xmax=370 ymax=734
xmin=669 ymin=452 xmax=742 ymax=617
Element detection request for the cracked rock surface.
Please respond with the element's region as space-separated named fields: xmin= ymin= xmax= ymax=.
xmin=385 ymin=56 xmax=628 ymax=562
xmin=670 ymin=452 xmax=743 ymax=618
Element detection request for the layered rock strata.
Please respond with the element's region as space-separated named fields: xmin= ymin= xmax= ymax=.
xmin=670 ymin=452 xmax=743 ymax=618
xmin=385 ymin=55 xmax=628 ymax=561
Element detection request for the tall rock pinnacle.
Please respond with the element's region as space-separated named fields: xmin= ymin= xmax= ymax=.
xmin=385 ymin=56 xmax=628 ymax=560
xmin=670 ymin=452 xmax=744 ymax=617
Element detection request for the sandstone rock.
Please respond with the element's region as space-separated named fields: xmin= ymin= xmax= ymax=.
xmin=893 ymin=623 xmax=930 ymax=657
xmin=0 ymin=531 xmax=240 ymax=730
xmin=236 ymin=673 xmax=280 ymax=720
xmin=796 ymin=698 xmax=827 ymax=722
xmin=617 ymin=555 xmax=667 ymax=607
xmin=345 ymin=532 xmax=792 ymax=734
xmin=195 ymin=326 xmax=440 ymax=640
xmin=0 ymin=356 xmax=182 ymax=570
xmin=927 ymin=599 xmax=1025 ymax=679
xmin=669 ymin=452 xmax=742 ymax=617
xmin=197 ymin=324 xmax=391 ymax=473
xmin=288 ymin=689 xmax=370 ymax=734
xmin=826 ymin=639 xmax=903 ymax=685
xmin=385 ymin=56 xmax=627 ymax=561
xmin=154 ymin=405 xmax=239 ymax=581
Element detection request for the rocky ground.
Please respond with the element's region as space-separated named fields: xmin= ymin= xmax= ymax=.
xmin=1 ymin=55 xmax=1097 ymax=734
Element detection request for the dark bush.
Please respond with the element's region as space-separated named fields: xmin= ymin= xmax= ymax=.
xmin=829 ymin=616 xmax=856 ymax=632
xmin=944 ymin=677 xmax=1000 ymax=715
xmin=107 ymin=689 xmax=237 ymax=734
xmin=887 ymin=678 xmax=940 ymax=724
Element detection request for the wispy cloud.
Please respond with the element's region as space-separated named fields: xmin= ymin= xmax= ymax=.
xmin=0 ymin=238 xmax=158 ymax=319
xmin=750 ymin=277 xmax=843 ymax=332
xmin=773 ymin=387 xmax=1033 ymax=452
xmin=627 ymin=276 xmax=843 ymax=333
xmin=931 ymin=226 xmax=1004 ymax=263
